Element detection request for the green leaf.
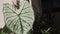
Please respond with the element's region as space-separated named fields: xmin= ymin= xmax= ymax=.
xmin=27 ymin=29 xmax=32 ymax=34
xmin=3 ymin=1 xmax=34 ymax=34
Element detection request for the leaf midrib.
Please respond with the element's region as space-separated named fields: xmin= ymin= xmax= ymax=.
xmin=5 ymin=2 xmax=27 ymax=34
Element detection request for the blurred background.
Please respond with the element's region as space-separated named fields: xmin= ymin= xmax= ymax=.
xmin=31 ymin=0 xmax=60 ymax=34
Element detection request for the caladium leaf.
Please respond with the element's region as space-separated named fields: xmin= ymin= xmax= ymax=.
xmin=3 ymin=1 xmax=34 ymax=34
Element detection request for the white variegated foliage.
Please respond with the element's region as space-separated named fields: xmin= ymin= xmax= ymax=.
xmin=3 ymin=0 xmax=34 ymax=34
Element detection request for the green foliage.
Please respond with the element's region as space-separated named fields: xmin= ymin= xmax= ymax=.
xmin=2 ymin=0 xmax=57 ymax=34
xmin=0 ymin=26 xmax=15 ymax=34
xmin=27 ymin=29 xmax=32 ymax=34
xmin=41 ymin=27 xmax=51 ymax=34
xmin=3 ymin=1 xmax=34 ymax=34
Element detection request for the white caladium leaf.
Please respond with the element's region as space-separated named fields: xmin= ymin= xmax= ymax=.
xmin=3 ymin=1 xmax=34 ymax=34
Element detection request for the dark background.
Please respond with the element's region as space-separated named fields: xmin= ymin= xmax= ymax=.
xmin=31 ymin=0 xmax=60 ymax=34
